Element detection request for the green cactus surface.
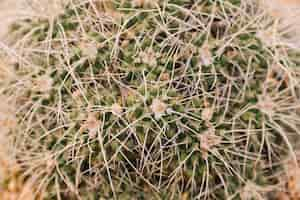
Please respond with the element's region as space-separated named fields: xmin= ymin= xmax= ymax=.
xmin=1 ymin=0 xmax=300 ymax=199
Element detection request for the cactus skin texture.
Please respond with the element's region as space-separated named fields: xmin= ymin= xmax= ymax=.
xmin=2 ymin=0 xmax=300 ymax=199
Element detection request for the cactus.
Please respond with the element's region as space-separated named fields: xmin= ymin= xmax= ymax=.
xmin=1 ymin=0 xmax=300 ymax=199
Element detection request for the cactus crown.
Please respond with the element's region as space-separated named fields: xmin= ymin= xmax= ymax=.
xmin=1 ymin=0 xmax=300 ymax=199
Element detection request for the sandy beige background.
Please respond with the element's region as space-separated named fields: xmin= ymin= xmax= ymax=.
xmin=0 ymin=0 xmax=21 ymax=40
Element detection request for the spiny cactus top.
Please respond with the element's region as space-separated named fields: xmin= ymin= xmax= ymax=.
xmin=1 ymin=0 xmax=300 ymax=199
